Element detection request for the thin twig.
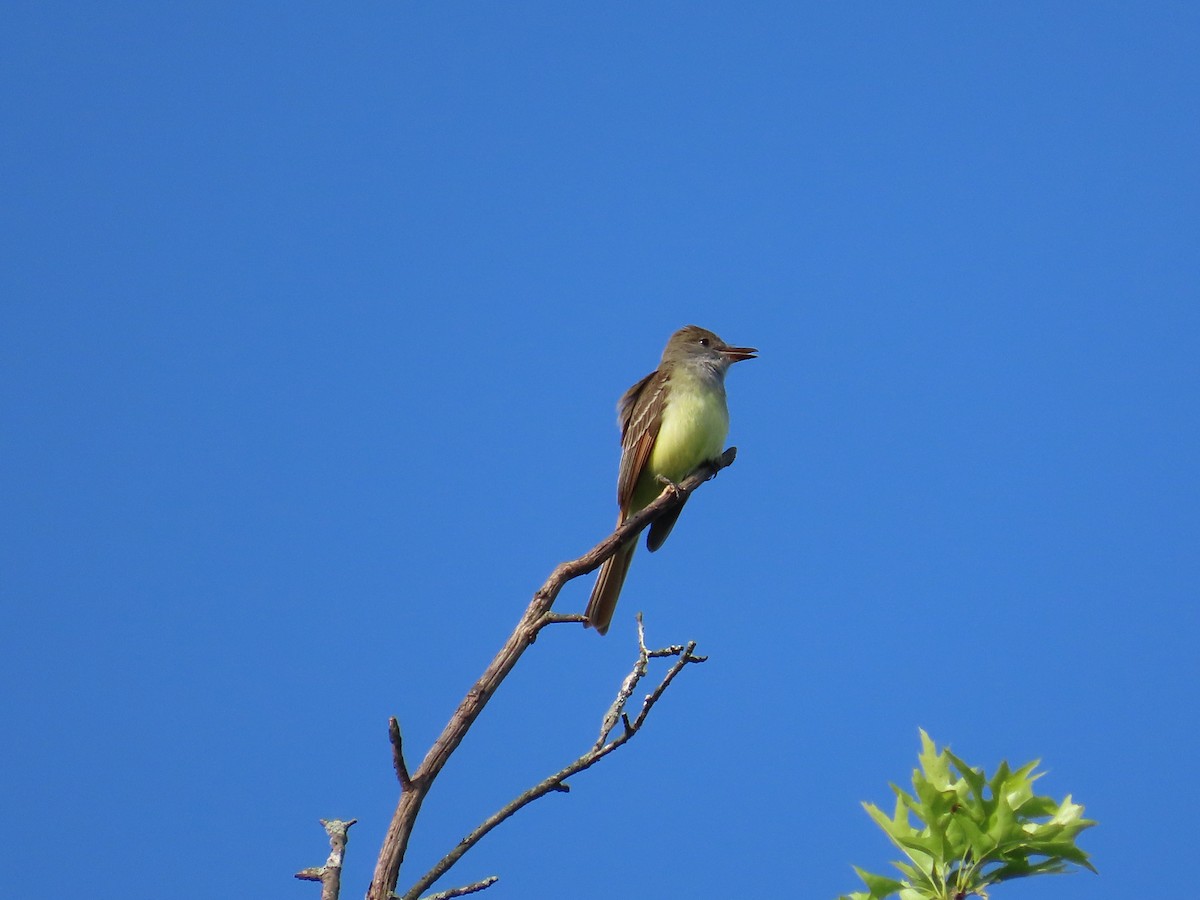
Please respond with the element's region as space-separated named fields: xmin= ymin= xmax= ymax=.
xmin=630 ymin=640 xmax=702 ymax=732
xmin=596 ymin=614 xmax=652 ymax=749
xmin=390 ymin=717 xmax=413 ymax=791
xmin=418 ymin=875 xmax=499 ymax=900
xmin=295 ymin=818 xmax=357 ymax=900
xmin=540 ymin=612 xmax=590 ymax=625
xmin=400 ymin=615 xmax=706 ymax=900
xmin=367 ymin=448 xmax=736 ymax=900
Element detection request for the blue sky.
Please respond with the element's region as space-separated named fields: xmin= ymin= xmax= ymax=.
xmin=3 ymin=3 xmax=1197 ymax=898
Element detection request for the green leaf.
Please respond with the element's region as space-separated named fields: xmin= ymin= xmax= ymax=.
xmin=988 ymin=759 xmax=1011 ymax=795
xmin=946 ymin=749 xmax=985 ymax=801
xmin=986 ymin=856 xmax=1070 ymax=884
xmin=864 ymin=802 xmax=895 ymax=832
xmin=853 ymin=866 xmax=907 ymax=899
xmin=840 ymin=733 xmax=1097 ymax=900
xmin=888 ymin=860 xmax=921 ymax=883
xmin=985 ymin=785 xmax=1016 ymax=843
xmin=893 ymin=832 xmax=939 ymax=862
xmin=952 ymin=809 xmax=998 ymax=859
xmin=1017 ymin=795 xmax=1059 ymax=817
xmin=1052 ymin=794 xmax=1095 ymax=829
xmin=1033 ymin=840 xmax=1097 ymax=871
xmin=917 ymin=729 xmax=953 ymax=790
xmin=891 ymin=858 xmax=939 ymax=894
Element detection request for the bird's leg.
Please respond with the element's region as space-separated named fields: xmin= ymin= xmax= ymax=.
xmin=654 ymin=473 xmax=685 ymax=499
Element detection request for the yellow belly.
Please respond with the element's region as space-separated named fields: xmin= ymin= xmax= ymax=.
xmin=646 ymin=375 xmax=729 ymax=485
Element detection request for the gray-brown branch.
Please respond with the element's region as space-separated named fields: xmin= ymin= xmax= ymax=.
xmin=295 ymin=818 xmax=357 ymax=900
xmin=401 ymin=615 xmax=705 ymax=900
xmin=419 ymin=876 xmax=499 ymax=900
xmin=366 ymin=448 xmax=736 ymax=900
xmin=390 ymin=717 xmax=412 ymax=790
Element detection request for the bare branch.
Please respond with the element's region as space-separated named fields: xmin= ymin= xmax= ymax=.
xmin=295 ymin=818 xmax=357 ymax=900
xmin=400 ymin=615 xmax=706 ymax=900
xmin=367 ymin=448 xmax=736 ymax=900
xmin=540 ymin=612 xmax=589 ymax=625
xmin=595 ymin=614 xmax=652 ymax=749
xmin=390 ymin=717 xmax=413 ymax=791
xmin=630 ymin=640 xmax=703 ymax=732
xmin=539 ymin=447 xmax=738 ymax=600
xmin=419 ymin=876 xmax=499 ymax=900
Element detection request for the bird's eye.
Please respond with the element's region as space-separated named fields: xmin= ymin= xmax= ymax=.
xmin=698 ymin=337 xmax=710 ymax=347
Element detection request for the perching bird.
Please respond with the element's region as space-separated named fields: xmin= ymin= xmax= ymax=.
xmin=584 ymin=325 xmax=756 ymax=635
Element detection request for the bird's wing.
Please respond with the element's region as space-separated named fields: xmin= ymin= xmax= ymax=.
xmin=615 ymin=369 xmax=666 ymax=514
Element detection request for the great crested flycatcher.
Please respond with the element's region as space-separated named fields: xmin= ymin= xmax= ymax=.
xmin=584 ymin=325 xmax=756 ymax=635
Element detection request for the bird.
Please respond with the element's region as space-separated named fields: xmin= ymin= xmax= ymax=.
xmin=584 ymin=325 xmax=756 ymax=635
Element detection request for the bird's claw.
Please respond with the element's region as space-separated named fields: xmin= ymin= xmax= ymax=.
xmin=655 ymin=474 xmax=684 ymax=498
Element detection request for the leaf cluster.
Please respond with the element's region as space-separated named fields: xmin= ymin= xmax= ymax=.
xmin=840 ymin=731 xmax=1095 ymax=900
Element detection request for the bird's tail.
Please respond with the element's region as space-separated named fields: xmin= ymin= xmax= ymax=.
xmin=584 ymin=541 xmax=636 ymax=636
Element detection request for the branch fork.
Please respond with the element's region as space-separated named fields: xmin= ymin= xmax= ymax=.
xmin=298 ymin=449 xmax=737 ymax=900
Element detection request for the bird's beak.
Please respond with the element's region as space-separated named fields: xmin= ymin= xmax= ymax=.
xmin=721 ymin=345 xmax=758 ymax=363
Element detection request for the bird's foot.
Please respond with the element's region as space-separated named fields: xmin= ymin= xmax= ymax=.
xmin=655 ymin=473 xmax=684 ymax=499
